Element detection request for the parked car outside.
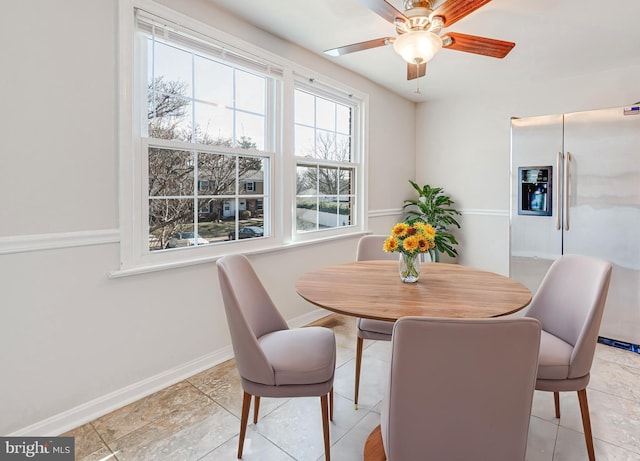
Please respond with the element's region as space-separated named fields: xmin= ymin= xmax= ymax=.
xmin=166 ymin=232 xmax=210 ymax=248
xmin=228 ymin=226 xmax=264 ymax=240
xmin=148 ymin=235 xmax=162 ymax=250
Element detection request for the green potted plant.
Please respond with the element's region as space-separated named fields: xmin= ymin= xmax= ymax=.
xmin=403 ymin=180 xmax=461 ymax=262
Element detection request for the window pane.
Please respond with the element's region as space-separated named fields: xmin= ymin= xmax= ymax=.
xmin=296 ymin=197 xmax=317 ymax=232
xmin=236 ymin=112 xmax=264 ymax=150
xmin=225 ymin=196 xmax=266 ymax=240
xmin=316 ymin=130 xmax=336 ymax=160
xmin=295 ymin=125 xmax=315 ymax=157
xmin=297 ymin=165 xmax=317 ymax=195
xmin=148 ymin=93 xmax=192 ymax=142
xmin=198 ymin=197 xmax=222 ymax=221
xmin=294 ymin=90 xmax=314 ymax=126
xmin=239 ymin=157 xmax=265 ymax=196
xmin=197 ymin=151 xmax=236 ymax=195
xmin=148 ymin=148 xmax=194 ymax=196
xmin=339 ymin=197 xmax=354 ymax=227
xmin=336 ymin=104 xmax=351 ymax=135
xmin=149 ymin=198 xmax=197 ymax=249
xmin=194 ymin=56 xmax=233 ymax=106
xmin=194 ymin=102 xmax=233 ymax=144
xmin=319 ymin=196 xmax=338 ymax=229
xmin=316 ymin=97 xmax=335 ymax=131
xmin=339 ymin=168 xmax=354 ymax=195
xmin=336 ymin=134 xmax=351 ymax=162
xmin=197 ymin=198 xmax=233 ymax=243
xmin=318 ymin=166 xmax=338 ymax=195
xmin=236 ymin=70 xmax=265 ymax=114
xmin=152 ymin=42 xmax=192 ymax=94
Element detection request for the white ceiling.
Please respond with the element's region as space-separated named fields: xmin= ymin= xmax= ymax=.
xmin=211 ymin=0 xmax=640 ymax=103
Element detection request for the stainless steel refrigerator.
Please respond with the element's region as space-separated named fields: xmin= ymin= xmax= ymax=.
xmin=510 ymin=104 xmax=640 ymax=348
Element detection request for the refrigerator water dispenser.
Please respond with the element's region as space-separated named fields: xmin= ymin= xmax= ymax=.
xmin=518 ymin=166 xmax=552 ymax=216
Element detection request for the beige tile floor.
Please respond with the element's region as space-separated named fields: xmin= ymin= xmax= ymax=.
xmin=65 ymin=314 xmax=640 ymax=460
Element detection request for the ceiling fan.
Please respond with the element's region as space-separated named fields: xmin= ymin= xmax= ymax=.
xmin=324 ymin=0 xmax=515 ymax=81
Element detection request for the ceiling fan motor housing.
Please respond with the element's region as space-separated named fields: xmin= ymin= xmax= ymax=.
xmin=396 ymin=4 xmax=443 ymax=36
xmin=404 ymin=0 xmax=433 ymax=9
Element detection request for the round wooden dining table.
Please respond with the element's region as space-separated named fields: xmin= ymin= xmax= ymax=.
xmin=295 ymin=260 xmax=532 ymax=321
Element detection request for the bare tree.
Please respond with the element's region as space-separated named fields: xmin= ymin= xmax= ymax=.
xmin=297 ymin=132 xmax=351 ymax=195
xmin=147 ymin=77 xmax=261 ymax=248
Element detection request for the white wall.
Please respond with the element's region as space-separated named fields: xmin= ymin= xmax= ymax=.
xmin=416 ymin=65 xmax=640 ymax=275
xmin=0 ymin=0 xmax=415 ymax=435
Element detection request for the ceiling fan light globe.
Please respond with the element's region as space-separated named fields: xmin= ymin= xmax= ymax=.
xmin=393 ymin=30 xmax=442 ymax=64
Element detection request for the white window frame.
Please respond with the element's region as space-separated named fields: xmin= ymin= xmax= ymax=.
xmin=114 ymin=0 xmax=366 ymax=276
xmin=291 ymin=80 xmax=364 ymax=242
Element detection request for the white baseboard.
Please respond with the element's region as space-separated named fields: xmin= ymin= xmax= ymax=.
xmin=12 ymin=345 xmax=233 ymax=437
xmin=10 ymin=308 xmax=329 ymax=437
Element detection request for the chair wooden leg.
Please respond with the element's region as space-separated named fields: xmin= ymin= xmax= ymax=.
xmin=253 ymin=396 xmax=261 ymax=424
xmin=363 ymin=424 xmax=386 ymax=461
xmin=355 ymin=336 xmax=364 ymax=409
xmin=321 ymin=394 xmax=331 ymax=461
xmin=577 ymin=389 xmax=596 ymax=461
xmin=554 ymin=391 xmax=561 ymax=418
xmin=329 ymin=387 xmax=334 ymax=421
xmin=238 ymin=391 xmax=252 ymax=458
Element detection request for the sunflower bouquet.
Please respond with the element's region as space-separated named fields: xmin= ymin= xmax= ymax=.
xmin=383 ymin=219 xmax=436 ymax=282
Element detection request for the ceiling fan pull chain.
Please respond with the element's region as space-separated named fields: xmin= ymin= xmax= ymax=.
xmin=415 ymin=61 xmax=422 ymax=94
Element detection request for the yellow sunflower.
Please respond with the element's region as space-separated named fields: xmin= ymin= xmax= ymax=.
xmin=391 ymin=222 xmax=409 ymax=238
xmin=415 ymin=222 xmax=436 ymax=239
xmin=417 ymin=236 xmax=430 ymax=252
xmin=402 ymin=235 xmax=420 ymax=253
xmin=383 ymin=237 xmax=399 ymax=253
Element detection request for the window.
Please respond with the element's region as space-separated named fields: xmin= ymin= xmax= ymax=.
xmin=294 ymin=88 xmax=358 ymax=233
xmin=118 ymin=6 xmax=365 ymax=273
xmin=138 ymin=12 xmax=276 ymax=251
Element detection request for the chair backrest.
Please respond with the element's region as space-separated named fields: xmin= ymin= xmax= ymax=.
xmin=217 ymin=254 xmax=289 ymax=386
xmin=525 ymin=254 xmax=612 ymax=379
xmin=381 ymin=317 xmax=541 ymax=461
xmin=357 ymin=235 xmax=398 ymax=261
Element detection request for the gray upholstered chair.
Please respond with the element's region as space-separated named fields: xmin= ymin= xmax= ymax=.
xmin=354 ymin=235 xmax=397 ymax=408
xmin=364 ymin=317 xmax=541 ymax=461
xmin=217 ymin=254 xmax=336 ymax=460
xmin=526 ymin=254 xmax=612 ymax=461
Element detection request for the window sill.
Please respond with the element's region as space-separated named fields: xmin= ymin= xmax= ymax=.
xmin=108 ymin=231 xmax=367 ymax=278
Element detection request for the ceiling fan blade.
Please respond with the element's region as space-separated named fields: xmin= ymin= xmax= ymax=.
xmin=407 ymin=62 xmax=427 ymax=80
xmin=358 ymin=0 xmax=408 ymax=24
xmin=442 ymin=32 xmax=515 ymax=58
xmin=324 ymin=37 xmax=393 ymax=57
xmin=431 ymin=0 xmax=492 ymax=27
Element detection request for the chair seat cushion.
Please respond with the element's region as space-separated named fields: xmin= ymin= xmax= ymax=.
xmin=258 ymin=327 xmax=336 ymax=386
xmin=537 ymin=330 xmax=573 ymax=380
xmin=358 ymin=318 xmax=394 ymax=336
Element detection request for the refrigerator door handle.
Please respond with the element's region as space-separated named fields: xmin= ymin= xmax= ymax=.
xmin=557 ymin=151 xmax=563 ymax=230
xmin=564 ymin=151 xmax=571 ymax=231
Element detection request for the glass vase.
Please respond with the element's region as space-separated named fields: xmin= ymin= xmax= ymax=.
xmin=399 ymin=252 xmax=421 ymax=283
